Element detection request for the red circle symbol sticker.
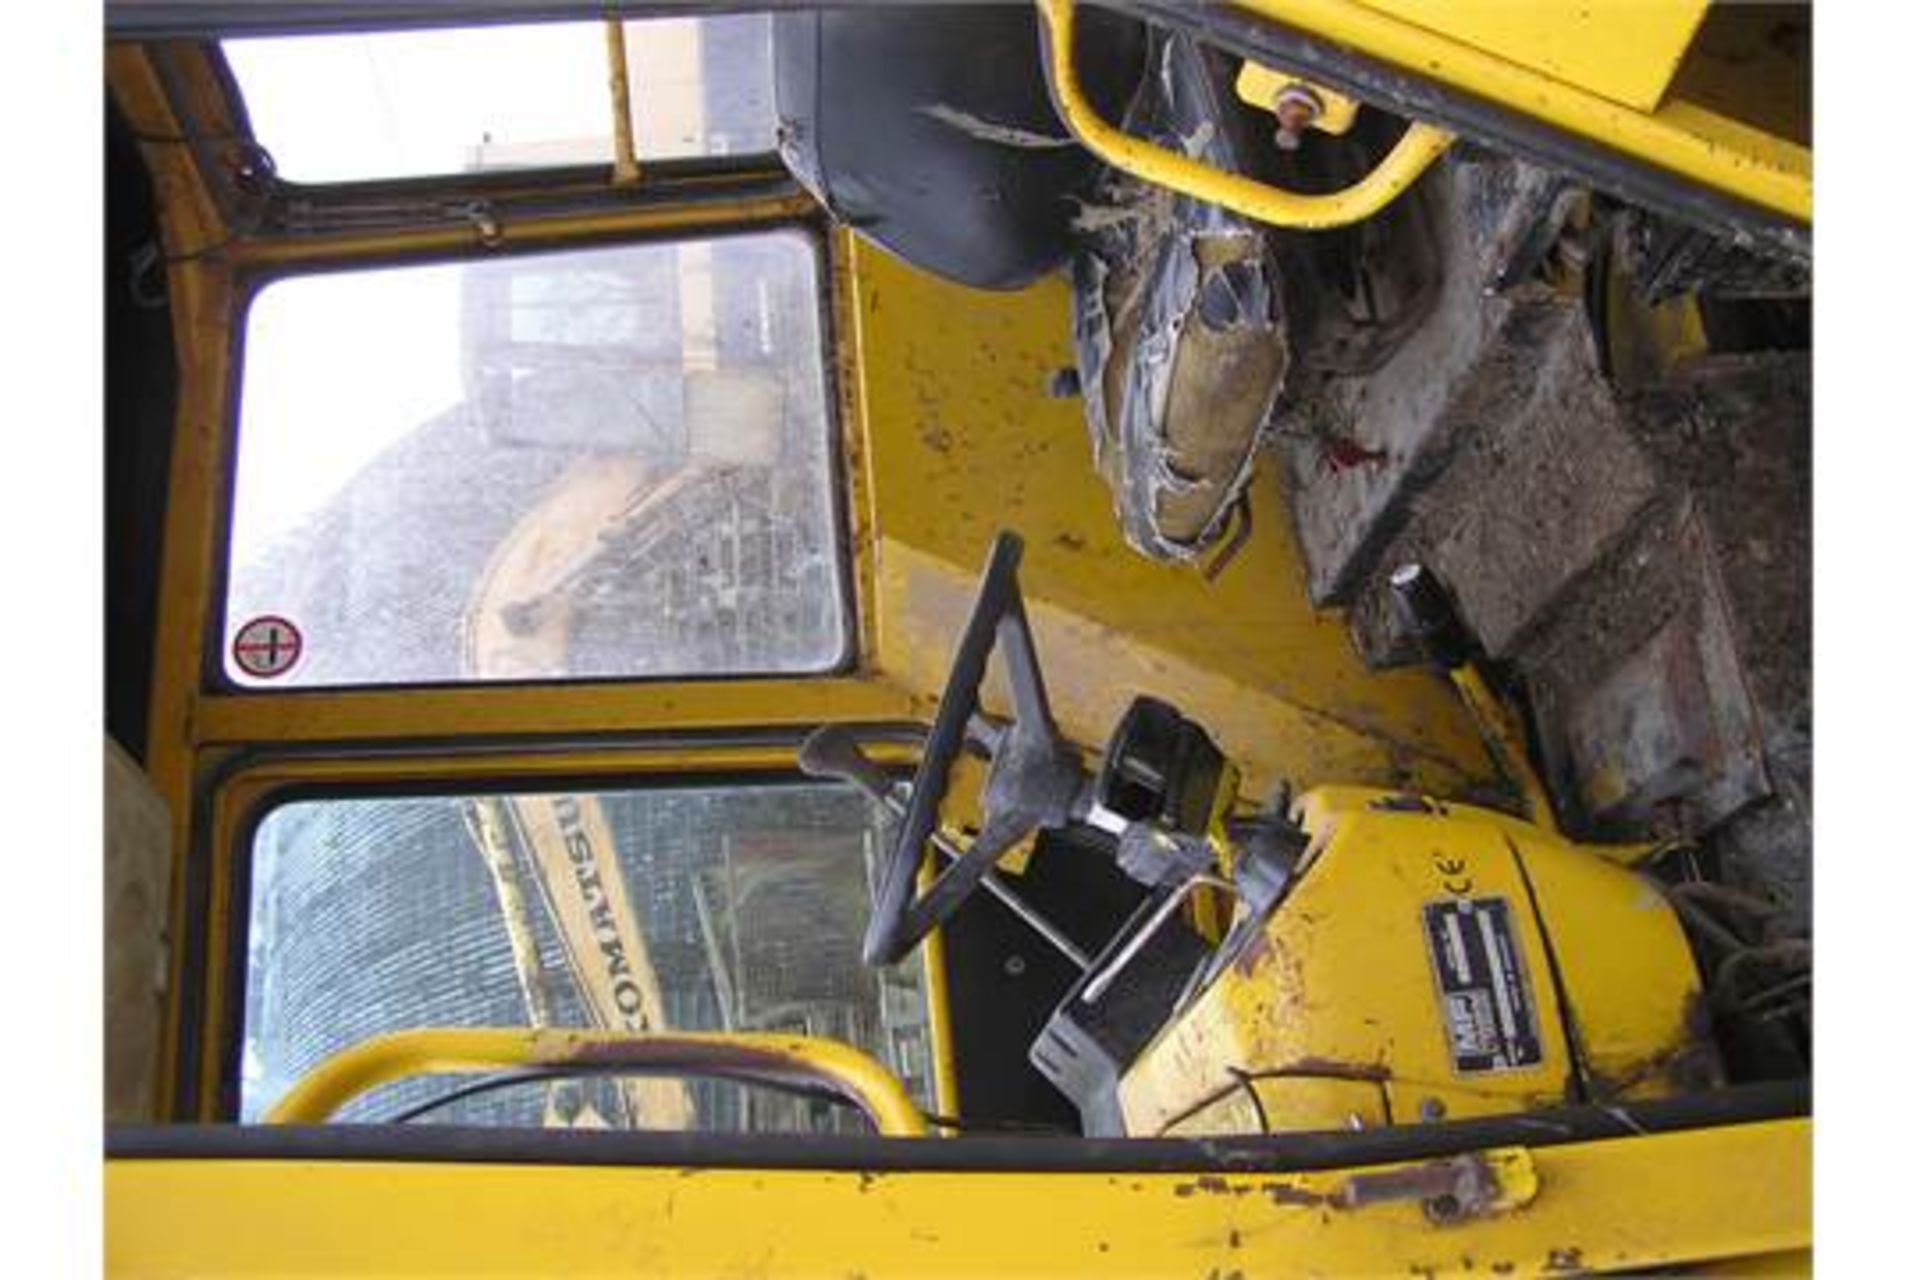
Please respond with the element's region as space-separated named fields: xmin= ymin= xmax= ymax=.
xmin=232 ymin=615 xmax=304 ymax=679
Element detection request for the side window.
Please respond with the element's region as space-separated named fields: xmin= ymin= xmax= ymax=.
xmin=240 ymin=781 xmax=932 ymax=1129
xmin=224 ymin=231 xmax=849 ymax=687
xmin=223 ymin=14 xmax=775 ymax=183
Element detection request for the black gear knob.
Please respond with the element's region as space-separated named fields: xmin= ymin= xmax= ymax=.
xmin=1389 ymin=563 xmax=1476 ymax=670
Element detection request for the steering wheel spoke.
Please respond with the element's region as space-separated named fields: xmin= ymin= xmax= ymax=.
xmin=853 ymin=532 xmax=1091 ymax=967
xmin=891 ymin=811 xmax=1032 ymax=955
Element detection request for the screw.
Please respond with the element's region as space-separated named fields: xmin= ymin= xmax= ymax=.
xmin=1420 ymin=1097 xmax=1447 ymax=1122
xmin=1272 ymin=85 xmax=1323 ymax=152
xmin=1003 ymin=954 xmax=1027 ymax=978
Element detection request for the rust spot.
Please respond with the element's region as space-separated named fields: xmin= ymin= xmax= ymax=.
xmin=1341 ymin=1163 xmax=1453 ymax=1210
xmin=1263 ymin=1182 xmax=1330 ymax=1208
xmin=1228 ymin=1229 xmax=1242 ymax=1249
xmin=1583 ymin=998 xmax=1721 ymax=1102
xmin=1054 ymin=531 xmax=1087 ymax=552
xmin=1176 ymin=1174 xmax=1248 ymax=1199
xmin=554 ymin=1037 xmax=888 ymax=1132
xmin=1273 ymin=1056 xmax=1392 ymax=1083
xmin=1338 ymin=1153 xmax=1507 ymax=1223
xmin=1492 ymin=1264 xmax=1515 ymax=1276
xmin=1233 ymin=930 xmax=1275 ymax=978
xmin=1370 ymin=792 xmax=1437 ymax=814
xmin=1544 ymin=1246 xmax=1585 ymax=1273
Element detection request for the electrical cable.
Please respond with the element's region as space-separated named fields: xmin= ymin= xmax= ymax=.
xmin=383 ymin=1069 xmax=1079 ymax=1137
xmin=385 ymin=1068 xmax=581 ymax=1124
xmin=919 ymin=1112 xmax=1077 ymax=1136
xmin=382 ymin=1063 xmax=862 ymax=1126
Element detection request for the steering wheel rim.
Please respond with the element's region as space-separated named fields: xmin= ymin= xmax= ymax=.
xmin=862 ymin=532 xmax=1086 ymax=967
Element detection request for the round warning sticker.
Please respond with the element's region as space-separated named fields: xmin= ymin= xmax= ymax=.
xmin=232 ymin=615 xmax=303 ymax=679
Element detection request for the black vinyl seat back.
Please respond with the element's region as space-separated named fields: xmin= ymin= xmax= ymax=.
xmin=773 ymin=3 xmax=1145 ymax=290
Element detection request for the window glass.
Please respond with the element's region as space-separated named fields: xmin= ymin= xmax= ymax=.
xmin=224 ymin=15 xmax=774 ymax=183
xmin=224 ymin=231 xmax=847 ymax=686
xmin=240 ymin=781 xmax=931 ymax=1130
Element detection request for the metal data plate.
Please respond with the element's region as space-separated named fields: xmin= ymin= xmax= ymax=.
xmin=1422 ymin=896 xmax=1543 ymax=1075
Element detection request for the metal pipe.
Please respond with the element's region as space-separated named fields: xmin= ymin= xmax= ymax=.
xmin=267 ymin=1027 xmax=930 ymax=1137
xmin=1034 ymin=0 xmax=1454 ymax=230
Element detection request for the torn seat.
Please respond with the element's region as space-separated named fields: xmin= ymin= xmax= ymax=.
xmin=1066 ymin=32 xmax=1289 ymax=564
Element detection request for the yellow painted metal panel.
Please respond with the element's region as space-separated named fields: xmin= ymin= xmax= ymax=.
xmin=880 ymin=538 xmax=1478 ymax=802
xmin=107 ymin=1118 xmax=1811 ymax=1277
xmin=1510 ymin=822 xmax=1713 ymax=1095
xmin=1352 ymin=0 xmax=1710 ymax=111
xmin=1122 ymin=791 xmax=1574 ymax=1132
xmin=1690 ymin=1248 xmax=1813 ymax=1277
xmin=190 ymin=677 xmax=916 ymax=744
xmin=1120 ymin=787 xmax=1705 ymax=1132
xmin=843 ymin=235 xmax=1497 ymax=801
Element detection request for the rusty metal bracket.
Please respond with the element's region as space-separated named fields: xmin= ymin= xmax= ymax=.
xmin=1338 ymin=1147 xmax=1539 ymax=1224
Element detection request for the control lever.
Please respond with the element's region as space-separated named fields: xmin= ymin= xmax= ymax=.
xmin=799 ymin=725 xmax=1092 ymax=971
xmin=1390 ymin=563 xmax=1557 ymax=832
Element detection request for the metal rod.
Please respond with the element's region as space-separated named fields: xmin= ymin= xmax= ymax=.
xmin=689 ymin=874 xmax=737 ymax=1032
xmin=867 ymin=772 xmax=1093 ymax=973
xmin=1081 ymin=874 xmax=1233 ymax=1005
xmin=604 ymin=18 xmax=641 ymax=186
xmin=922 ymin=801 xmax=1091 ymax=972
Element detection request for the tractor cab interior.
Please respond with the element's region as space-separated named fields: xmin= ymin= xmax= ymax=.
xmin=105 ymin=2 xmax=1812 ymax=1274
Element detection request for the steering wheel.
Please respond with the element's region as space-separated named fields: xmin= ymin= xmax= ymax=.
xmin=806 ymin=533 xmax=1088 ymax=967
